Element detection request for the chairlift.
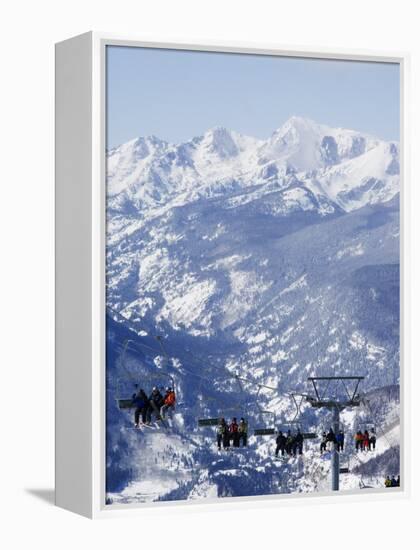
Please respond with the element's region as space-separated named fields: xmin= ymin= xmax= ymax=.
xmin=339 ymin=456 xmax=351 ymax=474
xmin=320 ymin=419 xmax=346 ymax=433
xmin=253 ymin=409 xmax=277 ymax=436
xmin=277 ymin=417 xmax=317 ymax=440
xmin=197 ymin=409 xmax=250 ymax=451
xmin=286 ymin=393 xmax=317 ymax=439
xmin=116 ymin=371 xmax=175 ymax=410
xmin=359 ymin=477 xmax=374 ymax=489
xmin=115 ymin=337 xmax=176 ymax=411
xmin=254 ymin=422 xmax=315 ymax=440
xmin=252 ymin=387 xmax=278 ymax=434
xmin=360 ymin=421 xmax=376 ymax=432
xmin=198 ymin=418 xmax=220 ymax=427
xmin=352 ymin=418 xmax=376 ymax=448
xmin=117 ymin=397 xmax=136 ymax=410
xmin=194 ymin=371 xmax=250 ymax=426
xmin=253 ymin=392 xmax=316 ymax=439
xmin=198 ymin=406 xmax=248 ymax=428
xmin=254 ymin=427 xmax=276 ymax=436
xmin=195 ymin=385 xmax=231 ymax=428
xmin=276 ymin=425 xmax=316 ymax=441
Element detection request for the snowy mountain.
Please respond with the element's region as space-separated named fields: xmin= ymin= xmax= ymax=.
xmin=107 ymin=116 xmax=399 ymax=218
xmin=106 ymin=116 xmax=399 ymax=386
xmin=105 ymin=116 xmax=400 ymax=503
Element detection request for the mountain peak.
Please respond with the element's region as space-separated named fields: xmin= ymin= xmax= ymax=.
xmin=135 ymin=134 xmax=168 ymax=147
xmin=205 ymin=125 xmax=231 ymax=136
xmin=201 ymin=126 xmax=239 ymax=158
xmin=282 ymin=115 xmax=320 ymax=128
xmin=275 ymin=116 xmax=324 ymax=138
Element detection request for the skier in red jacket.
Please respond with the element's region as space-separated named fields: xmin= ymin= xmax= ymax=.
xmin=229 ymin=418 xmax=240 ymax=447
xmin=363 ymin=430 xmax=370 ymax=451
xmin=160 ymin=387 xmax=176 ymax=419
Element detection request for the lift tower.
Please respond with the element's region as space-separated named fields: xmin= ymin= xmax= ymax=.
xmin=307 ymin=376 xmax=364 ymax=492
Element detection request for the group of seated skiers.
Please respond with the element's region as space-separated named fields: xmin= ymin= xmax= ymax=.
xmin=320 ymin=428 xmax=345 ymax=453
xmin=318 ymin=428 xmax=377 ymax=454
xmin=354 ymin=429 xmax=376 ymax=451
xmin=131 ymin=385 xmax=176 ymax=427
xmin=275 ymin=429 xmax=304 ymax=457
xmin=384 ymin=475 xmax=400 ymax=488
xmin=217 ymin=418 xmax=248 ymax=449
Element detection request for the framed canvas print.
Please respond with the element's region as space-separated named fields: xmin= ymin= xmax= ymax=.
xmin=55 ymin=32 xmax=409 ymax=518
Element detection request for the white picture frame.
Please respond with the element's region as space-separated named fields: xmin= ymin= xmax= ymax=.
xmin=55 ymin=31 xmax=410 ymax=518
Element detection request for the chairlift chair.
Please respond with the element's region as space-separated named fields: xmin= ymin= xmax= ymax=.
xmin=116 ymin=371 xmax=176 ymax=410
xmin=321 ymin=419 xmax=346 ymax=434
xmin=253 ymin=409 xmax=276 ymax=435
xmin=198 ymin=406 xmax=248 ymax=428
xmin=197 ymin=405 xmax=250 ymax=451
xmin=281 ymin=421 xmax=317 ymax=440
xmin=115 ymin=337 xmax=176 ymax=412
xmin=361 ymin=421 xmax=376 ymax=432
xmin=339 ymin=456 xmax=351 ymax=474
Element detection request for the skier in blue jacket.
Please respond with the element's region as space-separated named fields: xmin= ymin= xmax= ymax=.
xmin=132 ymin=388 xmax=149 ymax=427
xmin=336 ymin=430 xmax=345 ymax=452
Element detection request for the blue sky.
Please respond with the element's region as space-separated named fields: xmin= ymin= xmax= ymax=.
xmin=106 ymin=46 xmax=400 ymax=149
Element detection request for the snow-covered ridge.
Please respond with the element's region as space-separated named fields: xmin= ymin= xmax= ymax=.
xmin=107 ymin=116 xmax=399 ymax=216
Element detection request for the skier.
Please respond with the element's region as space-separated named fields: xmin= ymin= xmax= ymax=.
xmin=238 ymin=418 xmax=248 ymax=447
xmin=132 ymin=387 xmax=149 ymax=427
xmin=320 ymin=431 xmax=328 ymax=453
xmin=355 ymin=430 xmax=364 ymax=452
xmin=369 ymin=429 xmax=376 ymax=451
xmin=363 ymin=430 xmax=370 ymax=451
xmin=285 ymin=430 xmax=295 ymax=455
xmin=385 ymin=476 xmax=392 ymax=488
xmin=147 ymin=386 xmax=164 ymax=422
xmin=222 ymin=418 xmax=231 ymax=449
xmin=396 ymin=475 xmax=400 ymax=487
xmin=217 ymin=418 xmax=228 ymax=450
xmin=160 ymin=387 xmax=176 ymax=419
xmin=229 ymin=417 xmax=240 ymax=447
xmin=275 ymin=431 xmax=287 ymax=457
xmin=326 ymin=428 xmax=336 ymax=451
xmin=390 ymin=476 xmax=397 ymax=487
xmin=336 ymin=430 xmax=345 ymax=452
xmin=293 ymin=429 xmax=304 ymax=455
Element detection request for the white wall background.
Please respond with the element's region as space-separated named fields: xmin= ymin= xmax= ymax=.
xmin=0 ymin=0 xmax=418 ymax=546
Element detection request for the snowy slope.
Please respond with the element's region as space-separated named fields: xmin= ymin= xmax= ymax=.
xmin=106 ymin=196 xmax=399 ymax=392
xmin=106 ymin=314 xmax=400 ymax=503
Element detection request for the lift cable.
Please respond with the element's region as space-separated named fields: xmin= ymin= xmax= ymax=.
xmin=109 ymin=305 xmax=313 ymax=423
xmin=108 ymin=305 xmax=293 ymax=396
xmin=158 ymin=335 xmax=315 ymax=426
